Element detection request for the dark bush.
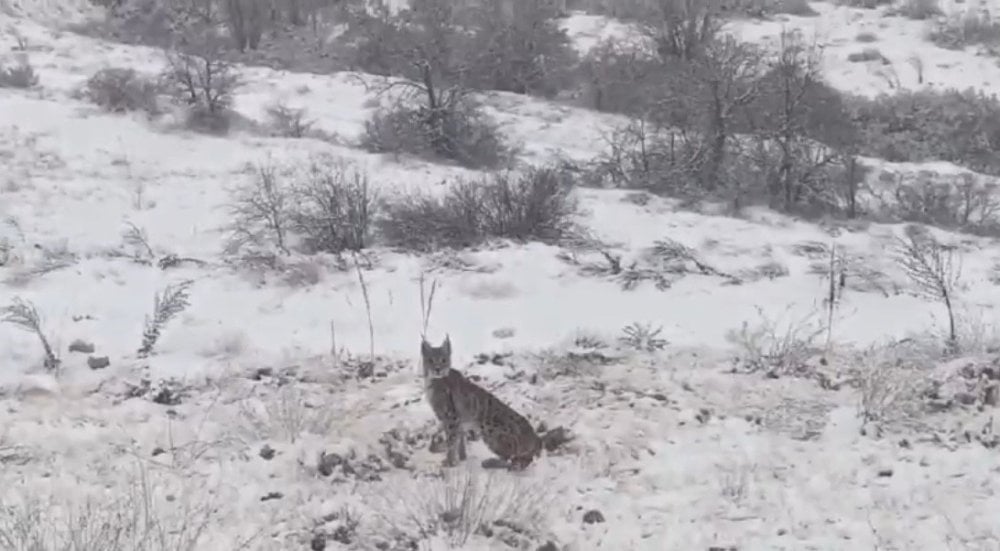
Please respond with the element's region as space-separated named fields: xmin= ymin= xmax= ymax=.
xmin=379 ymin=167 xmax=577 ymax=251
xmin=848 ymin=88 xmax=1000 ymax=176
xmin=84 ymin=67 xmax=160 ymax=113
xmin=361 ymin=100 xmax=509 ymax=169
xmin=291 ymin=159 xmax=378 ymax=254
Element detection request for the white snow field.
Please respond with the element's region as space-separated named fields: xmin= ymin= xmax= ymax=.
xmin=2 ymin=1 xmax=1000 ymax=550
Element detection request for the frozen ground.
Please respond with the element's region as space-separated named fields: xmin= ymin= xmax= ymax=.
xmin=2 ymin=2 xmax=1000 ymax=550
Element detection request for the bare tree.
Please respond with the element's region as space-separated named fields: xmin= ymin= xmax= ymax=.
xmin=662 ymin=35 xmax=762 ymax=192
xmin=894 ymin=226 xmax=962 ymax=351
xmin=642 ymin=0 xmax=723 ymax=62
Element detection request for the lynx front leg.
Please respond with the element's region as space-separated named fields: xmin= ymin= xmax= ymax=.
xmin=443 ymin=419 xmax=463 ymax=467
xmin=457 ymin=430 xmax=467 ymax=461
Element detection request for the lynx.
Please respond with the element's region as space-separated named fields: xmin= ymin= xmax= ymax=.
xmin=421 ymin=336 xmax=542 ymax=469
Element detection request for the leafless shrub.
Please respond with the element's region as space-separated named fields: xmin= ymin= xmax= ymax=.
xmin=84 ymin=67 xmax=161 ymax=113
xmin=290 ymin=158 xmax=377 ymax=254
xmin=1 ymin=297 xmax=59 ymax=371
xmin=378 ymin=167 xmax=577 ymax=251
xmin=372 ymin=468 xmax=552 ymax=548
xmin=853 ymin=342 xmax=931 ymax=423
xmin=725 ymin=305 xmax=826 ymax=377
xmin=0 ymin=54 xmax=38 ymax=88
xmin=619 ymin=322 xmax=667 ymax=352
xmin=264 ymin=100 xmax=315 ymax=138
xmin=161 ymin=38 xmax=241 ymax=134
xmin=894 ymin=225 xmax=962 ymax=352
xmin=138 ymin=280 xmax=193 ymax=358
xmin=224 ymin=162 xmax=292 ymax=255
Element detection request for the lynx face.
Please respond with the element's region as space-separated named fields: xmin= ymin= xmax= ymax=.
xmin=421 ymin=336 xmax=452 ymax=379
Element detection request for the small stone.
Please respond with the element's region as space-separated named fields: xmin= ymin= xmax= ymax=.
xmin=318 ymin=452 xmax=344 ymax=476
xmin=481 ymin=457 xmax=510 ymax=469
xmin=541 ymin=426 xmax=573 ymax=452
xmin=151 ymin=446 xmax=166 ymax=457
xmin=536 ymin=542 xmax=559 ymax=551
xmin=260 ymin=491 xmax=283 ymax=501
xmin=87 ymin=356 xmax=110 ymax=370
xmin=877 ymin=468 xmax=893 ymax=478
xmin=68 ymin=339 xmax=95 ymax=354
xmin=582 ymin=509 xmax=605 ymax=524
xmin=259 ymin=444 xmax=275 ymax=460
xmin=310 ymin=534 xmax=326 ymax=551
xmin=492 ymin=327 xmax=515 ymax=339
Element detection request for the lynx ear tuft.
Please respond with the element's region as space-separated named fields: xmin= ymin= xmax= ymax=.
xmin=442 ymin=334 xmax=451 ymax=355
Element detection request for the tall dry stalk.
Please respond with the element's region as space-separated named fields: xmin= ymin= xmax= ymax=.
xmin=352 ymin=253 xmax=375 ymax=361
xmin=824 ymin=243 xmax=838 ymax=353
xmin=419 ymin=272 xmax=439 ymax=338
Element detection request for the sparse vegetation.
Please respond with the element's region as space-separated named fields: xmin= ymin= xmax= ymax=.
xmin=0 ymin=473 xmax=229 ymax=551
xmin=138 ymin=280 xmax=194 ymax=358
xmin=264 ymin=100 xmax=315 ymax=138
xmin=726 ymin=305 xmax=826 ymax=377
xmin=374 ymin=468 xmax=552 ymax=548
xmin=619 ymin=322 xmax=668 ymax=351
xmin=1 ymin=297 xmax=59 ymax=371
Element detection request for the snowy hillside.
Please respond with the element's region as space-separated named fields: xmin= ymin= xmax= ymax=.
xmin=2 ymin=1 xmax=1000 ymax=550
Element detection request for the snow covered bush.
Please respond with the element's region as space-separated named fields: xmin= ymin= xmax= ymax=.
xmin=84 ymin=67 xmax=161 ymax=113
xmin=362 ymin=100 xmax=509 ymax=169
xmin=927 ymin=11 xmax=1000 ymax=51
xmin=379 ymin=166 xmax=578 ymax=251
xmin=0 ymin=55 xmax=38 ymax=88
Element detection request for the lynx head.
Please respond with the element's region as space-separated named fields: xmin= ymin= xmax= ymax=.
xmin=421 ymin=335 xmax=451 ymax=379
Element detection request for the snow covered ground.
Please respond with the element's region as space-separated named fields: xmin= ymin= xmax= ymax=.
xmin=2 ymin=2 xmax=1000 ymax=550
